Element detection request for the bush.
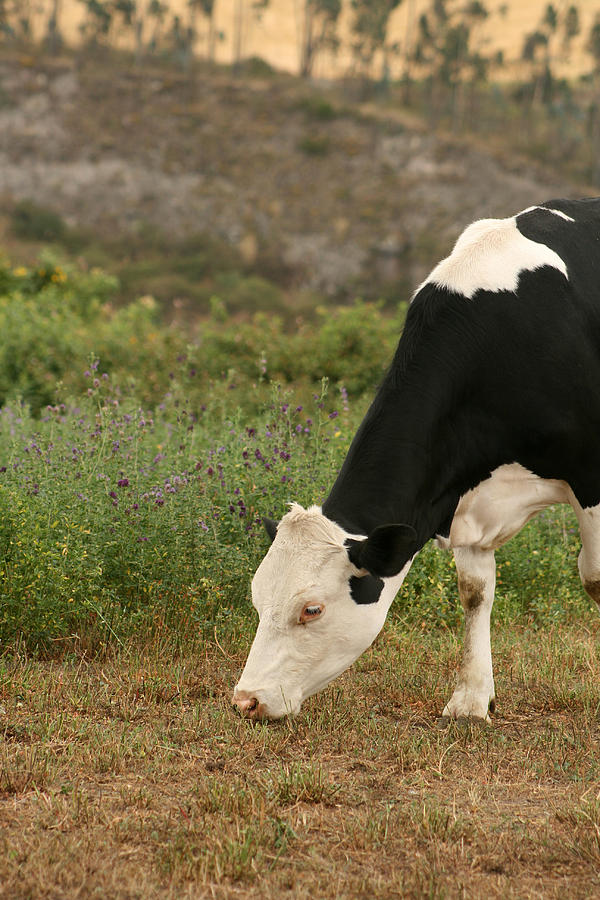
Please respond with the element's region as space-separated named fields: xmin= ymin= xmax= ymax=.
xmin=10 ymin=201 xmax=67 ymax=243
xmin=0 ymin=254 xmax=179 ymax=412
xmin=0 ymin=253 xmax=407 ymax=414
xmin=193 ymin=299 xmax=403 ymax=396
xmin=0 ymin=377 xmax=349 ymax=650
xmin=297 ymin=134 xmax=331 ymax=156
xmin=297 ymin=96 xmax=339 ymax=120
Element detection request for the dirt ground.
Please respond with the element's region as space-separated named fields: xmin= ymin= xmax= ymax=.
xmin=2 ymin=620 xmax=600 ymax=898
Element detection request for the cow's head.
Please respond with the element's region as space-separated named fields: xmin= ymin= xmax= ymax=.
xmin=232 ymin=504 xmax=416 ymax=720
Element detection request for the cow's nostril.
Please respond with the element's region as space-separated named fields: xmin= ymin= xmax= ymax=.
xmin=233 ymin=693 xmax=261 ymax=717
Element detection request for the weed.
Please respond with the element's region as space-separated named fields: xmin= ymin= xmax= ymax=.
xmin=266 ymin=761 xmax=341 ymax=805
xmin=0 ymin=744 xmax=51 ymax=795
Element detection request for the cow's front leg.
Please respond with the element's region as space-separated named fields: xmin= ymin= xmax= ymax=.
xmin=442 ymin=546 xmax=496 ymax=722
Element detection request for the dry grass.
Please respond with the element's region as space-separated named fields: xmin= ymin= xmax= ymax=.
xmin=2 ymin=619 xmax=600 ymax=898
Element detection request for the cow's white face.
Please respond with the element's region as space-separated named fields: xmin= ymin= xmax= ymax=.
xmin=233 ymin=504 xmax=416 ymax=720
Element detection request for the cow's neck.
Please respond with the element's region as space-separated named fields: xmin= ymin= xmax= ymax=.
xmin=322 ymin=299 xmax=507 ymax=549
xmin=322 ymin=388 xmax=497 ymax=547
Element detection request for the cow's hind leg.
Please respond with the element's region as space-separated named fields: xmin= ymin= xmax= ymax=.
xmin=572 ymin=499 xmax=600 ymax=608
xmin=442 ymin=546 xmax=496 ymax=722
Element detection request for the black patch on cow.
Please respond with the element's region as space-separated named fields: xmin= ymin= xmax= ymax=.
xmin=345 ymin=524 xmax=417 ymax=578
xmin=322 ymin=197 xmax=600 ymax=546
xmin=263 ymin=517 xmax=279 ymax=543
xmin=436 ymin=515 xmax=453 ymax=540
xmin=345 ymin=538 xmax=363 ymax=570
xmin=349 ymin=574 xmax=384 ymax=605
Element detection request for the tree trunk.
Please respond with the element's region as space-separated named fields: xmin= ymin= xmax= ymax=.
xmin=233 ymin=0 xmax=244 ymax=72
xmin=300 ymin=1 xmax=314 ymax=78
xmin=47 ymin=0 xmax=62 ymax=54
xmin=593 ymin=71 xmax=600 ymax=186
xmin=208 ymin=14 xmax=216 ymax=62
xmin=401 ymin=0 xmax=417 ymax=104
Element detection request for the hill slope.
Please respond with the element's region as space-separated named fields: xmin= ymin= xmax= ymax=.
xmin=0 ymin=53 xmax=587 ymax=310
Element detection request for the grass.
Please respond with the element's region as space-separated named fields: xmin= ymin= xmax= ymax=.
xmin=2 ymin=616 xmax=600 ymax=898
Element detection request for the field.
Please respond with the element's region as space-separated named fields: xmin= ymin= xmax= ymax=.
xmin=1 ymin=258 xmax=600 ymax=898
xmin=2 ymin=622 xmax=600 ymax=897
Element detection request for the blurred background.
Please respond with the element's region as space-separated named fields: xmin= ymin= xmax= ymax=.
xmin=0 ymin=0 xmax=598 ymax=325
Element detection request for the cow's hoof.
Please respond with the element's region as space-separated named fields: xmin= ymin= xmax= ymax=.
xmin=441 ymin=688 xmax=495 ymax=723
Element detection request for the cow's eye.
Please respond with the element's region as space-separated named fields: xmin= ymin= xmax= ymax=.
xmin=299 ymin=603 xmax=324 ymax=624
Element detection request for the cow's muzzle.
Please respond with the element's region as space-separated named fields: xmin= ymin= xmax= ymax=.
xmin=232 ymin=689 xmax=268 ymax=720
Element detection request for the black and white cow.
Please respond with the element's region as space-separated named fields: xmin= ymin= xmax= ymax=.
xmin=233 ymin=197 xmax=600 ymax=722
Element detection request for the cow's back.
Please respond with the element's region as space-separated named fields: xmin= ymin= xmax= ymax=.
xmin=402 ymin=198 xmax=600 ymax=509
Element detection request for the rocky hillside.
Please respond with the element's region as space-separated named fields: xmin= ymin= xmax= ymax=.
xmin=0 ymin=52 xmax=586 ymax=309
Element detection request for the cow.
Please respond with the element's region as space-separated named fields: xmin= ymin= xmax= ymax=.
xmin=233 ymin=197 xmax=600 ymax=723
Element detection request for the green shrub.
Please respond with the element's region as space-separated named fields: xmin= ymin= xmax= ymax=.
xmin=0 ymin=255 xmax=182 ymax=412
xmin=297 ymin=96 xmax=339 ymax=120
xmin=213 ymin=274 xmax=284 ymax=314
xmin=10 ymin=201 xmax=67 ymax=243
xmin=192 ymin=299 xmax=402 ymax=396
xmin=0 ymin=377 xmax=348 ymax=650
xmin=297 ymin=134 xmax=330 ymax=156
xmin=0 ymin=254 xmax=405 ymax=415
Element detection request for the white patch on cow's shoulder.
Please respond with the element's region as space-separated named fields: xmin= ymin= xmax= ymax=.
xmin=420 ymin=215 xmax=568 ymax=300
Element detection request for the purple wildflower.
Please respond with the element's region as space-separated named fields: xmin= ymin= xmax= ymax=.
xmin=340 ymin=384 xmax=350 ymax=412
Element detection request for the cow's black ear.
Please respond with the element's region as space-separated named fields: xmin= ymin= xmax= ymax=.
xmin=263 ymin=517 xmax=279 ymax=543
xmin=346 ymin=524 xmax=417 ymax=578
